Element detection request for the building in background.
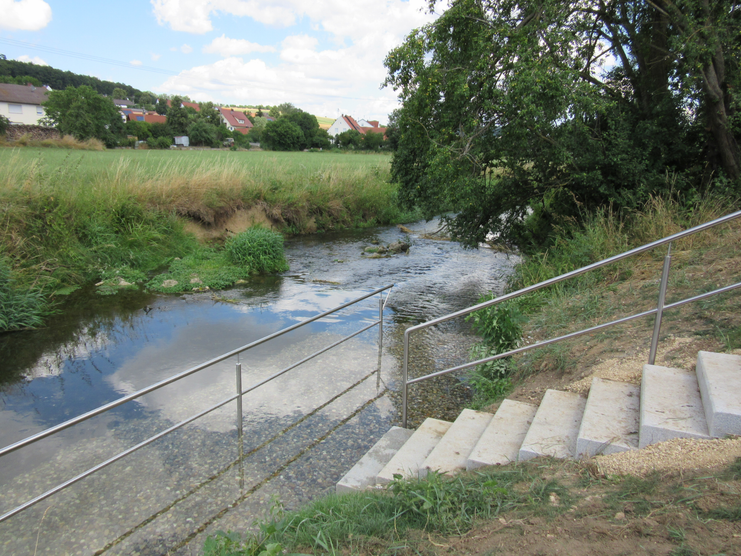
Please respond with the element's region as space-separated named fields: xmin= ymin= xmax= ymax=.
xmin=0 ymin=83 xmax=50 ymax=125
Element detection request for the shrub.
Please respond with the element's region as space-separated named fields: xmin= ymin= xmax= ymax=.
xmin=0 ymin=259 xmax=46 ymax=332
xmin=224 ymin=228 xmax=288 ymax=274
xmin=146 ymin=136 xmax=172 ymax=149
xmin=466 ymin=297 xmax=523 ymax=407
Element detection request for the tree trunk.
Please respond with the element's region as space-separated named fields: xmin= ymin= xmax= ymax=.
xmin=702 ymin=62 xmax=741 ymax=181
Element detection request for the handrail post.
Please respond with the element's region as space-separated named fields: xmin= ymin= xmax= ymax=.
xmin=378 ymin=294 xmax=384 ymax=358
xmin=235 ymin=361 xmax=243 ymax=438
xmin=402 ymin=330 xmax=409 ymax=428
xmin=649 ymin=243 xmax=672 ymax=365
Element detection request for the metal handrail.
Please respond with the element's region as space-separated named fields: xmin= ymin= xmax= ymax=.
xmin=0 ymin=284 xmax=393 ymax=523
xmin=401 ymin=209 xmax=741 ymax=427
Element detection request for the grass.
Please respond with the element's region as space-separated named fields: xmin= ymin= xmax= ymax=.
xmin=202 ymin=456 xmax=741 ymax=556
xmin=0 ymin=148 xmax=416 ymax=329
xmin=202 ymin=466 xmax=551 ymax=556
xmin=464 ymin=192 xmax=741 ymax=407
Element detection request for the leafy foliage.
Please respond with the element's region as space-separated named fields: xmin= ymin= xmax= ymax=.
xmin=467 ymin=297 xmax=523 ymax=407
xmin=187 ymin=120 xmax=219 ymax=147
xmin=261 ymin=118 xmax=305 ymax=151
xmin=0 ymin=58 xmax=140 ymax=98
xmin=167 ymin=95 xmax=190 ymax=135
xmin=41 ymin=85 xmax=123 ymax=147
xmin=384 ymin=0 xmax=741 ymax=250
xmin=225 ymin=228 xmax=289 ymax=274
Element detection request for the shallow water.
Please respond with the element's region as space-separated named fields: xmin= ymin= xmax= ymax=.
xmin=0 ymin=218 xmax=517 ymax=555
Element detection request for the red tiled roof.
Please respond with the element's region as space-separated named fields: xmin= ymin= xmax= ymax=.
xmin=165 ymin=99 xmax=201 ymax=112
xmin=0 ymin=83 xmax=50 ymax=105
xmin=218 ymin=107 xmax=253 ymax=130
xmin=144 ymin=113 xmax=167 ymax=124
xmin=343 ymin=115 xmax=363 ymax=133
xmin=360 ymin=126 xmax=387 ymax=137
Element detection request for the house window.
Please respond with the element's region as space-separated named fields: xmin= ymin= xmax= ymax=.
xmin=9 ymin=104 xmax=22 ymax=114
xmin=237 ymin=119 xmax=244 ymax=124
xmin=36 ymin=106 xmax=43 ymax=115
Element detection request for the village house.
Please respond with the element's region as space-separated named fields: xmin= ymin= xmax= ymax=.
xmin=327 ymin=115 xmax=386 ymax=138
xmin=218 ymin=107 xmax=253 ymax=134
xmin=0 ymin=83 xmax=50 ymax=125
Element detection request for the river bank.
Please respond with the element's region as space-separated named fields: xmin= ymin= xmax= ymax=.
xmin=0 ymin=149 xmax=417 ymax=331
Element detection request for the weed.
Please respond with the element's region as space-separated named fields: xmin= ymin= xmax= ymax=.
xmin=225 ymin=228 xmax=288 ymax=274
xmin=0 ymin=258 xmax=47 ymax=332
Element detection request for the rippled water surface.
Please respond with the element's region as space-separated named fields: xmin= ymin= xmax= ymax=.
xmin=0 ymin=219 xmax=517 ymax=555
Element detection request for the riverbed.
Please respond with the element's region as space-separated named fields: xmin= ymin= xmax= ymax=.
xmin=0 ymin=218 xmax=517 ymax=555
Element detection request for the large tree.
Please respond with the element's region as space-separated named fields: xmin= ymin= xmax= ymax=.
xmin=167 ymin=96 xmax=190 ymax=135
xmin=261 ymin=118 xmax=305 ymax=150
xmin=384 ymin=0 xmax=740 ymax=249
xmin=42 ymin=85 xmax=123 ymax=146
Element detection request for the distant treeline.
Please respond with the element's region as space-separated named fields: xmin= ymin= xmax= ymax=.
xmin=0 ymin=59 xmax=141 ymax=99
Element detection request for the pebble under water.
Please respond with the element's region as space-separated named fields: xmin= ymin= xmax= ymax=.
xmin=0 ymin=218 xmax=518 ymax=555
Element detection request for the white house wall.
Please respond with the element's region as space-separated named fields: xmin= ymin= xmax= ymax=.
xmin=0 ymin=102 xmax=45 ymax=125
xmin=327 ymin=117 xmax=352 ymax=138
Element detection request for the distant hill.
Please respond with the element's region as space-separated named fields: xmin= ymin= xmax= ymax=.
xmin=0 ymin=59 xmax=141 ymax=99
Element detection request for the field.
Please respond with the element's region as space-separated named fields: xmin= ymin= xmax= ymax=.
xmin=0 ymin=148 xmax=398 ymax=231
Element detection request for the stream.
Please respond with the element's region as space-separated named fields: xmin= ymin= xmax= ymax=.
xmin=0 ymin=218 xmax=518 ymax=555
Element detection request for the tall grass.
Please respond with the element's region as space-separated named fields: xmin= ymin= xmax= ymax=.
xmin=0 ymin=258 xmax=46 ymax=332
xmin=467 ymin=193 xmax=738 ymax=405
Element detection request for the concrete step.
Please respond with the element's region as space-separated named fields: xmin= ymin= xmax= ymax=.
xmin=467 ymin=400 xmax=537 ymax=470
xmin=519 ymin=390 xmax=586 ymax=461
xmin=376 ymin=418 xmax=452 ymax=485
xmin=419 ymin=409 xmax=493 ymax=478
xmin=696 ymin=351 xmax=741 ymax=437
xmin=639 ymin=364 xmax=710 ymax=448
xmin=336 ymin=426 xmax=413 ymax=494
xmin=576 ymin=378 xmax=639 ymax=457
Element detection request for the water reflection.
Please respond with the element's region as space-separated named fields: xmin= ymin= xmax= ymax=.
xmin=0 ymin=219 xmax=518 ymax=555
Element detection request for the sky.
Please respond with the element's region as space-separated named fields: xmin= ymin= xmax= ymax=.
xmin=0 ymin=0 xmax=439 ymax=122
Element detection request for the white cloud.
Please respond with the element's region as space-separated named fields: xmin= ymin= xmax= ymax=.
xmin=154 ymin=0 xmax=437 ymax=121
xmin=151 ymin=0 xmax=296 ymax=32
xmin=151 ymin=53 xmax=162 ymax=61
xmin=0 ymin=0 xmax=52 ymax=31
xmin=181 ymin=44 xmax=193 ymax=54
xmin=16 ymin=54 xmax=48 ymax=65
xmin=203 ymin=34 xmax=276 ymax=56
xmin=130 ymin=60 xmax=143 ymax=66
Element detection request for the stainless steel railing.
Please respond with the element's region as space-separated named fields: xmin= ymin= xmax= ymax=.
xmin=401 ymin=210 xmax=741 ymax=427
xmin=0 ymin=284 xmax=393 ymax=523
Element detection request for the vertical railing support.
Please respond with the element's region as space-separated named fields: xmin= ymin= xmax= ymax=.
xmin=378 ymin=294 xmax=384 ymax=358
xmin=236 ymin=359 xmax=244 ymax=490
xmin=402 ymin=330 xmax=409 ymax=428
xmin=236 ymin=361 xmax=243 ymax=437
xmin=649 ymin=243 xmax=672 ymax=365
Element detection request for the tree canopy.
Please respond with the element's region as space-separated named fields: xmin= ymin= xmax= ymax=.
xmin=384 ymin=0 xmax=741 ymax=249
xmin=41 ymin=85 xmax=123 ymax=147
xmin=261 ymin=118 xmax=305 ymax=150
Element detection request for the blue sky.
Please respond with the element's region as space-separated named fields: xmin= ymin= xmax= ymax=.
xmin=0 ymin=0 xmax=438 ymax=122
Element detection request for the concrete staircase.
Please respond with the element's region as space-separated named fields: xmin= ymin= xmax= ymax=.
xmin=336 ymin=351 xmax=741 ymax=493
